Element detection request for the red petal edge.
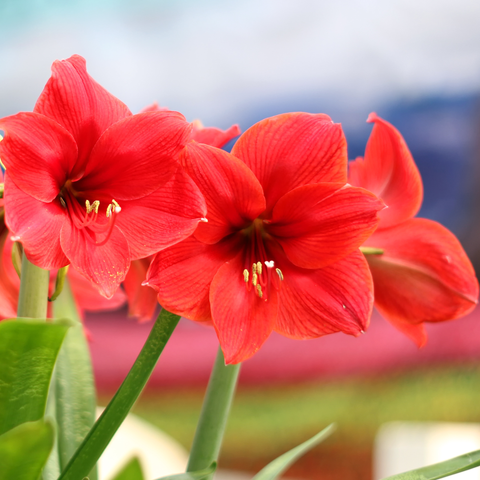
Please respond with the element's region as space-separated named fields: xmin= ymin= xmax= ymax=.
xmin=348 ymin=113 xmax=423 ymax=229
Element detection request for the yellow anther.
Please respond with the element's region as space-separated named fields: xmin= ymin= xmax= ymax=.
xmin=85 ymin=200 xmax=100 ymax=214
xmin=252 ymin=273 xmax=258 ymax=286
xmin=256 ymin=262 xmax=263 ymax=275
xmin=256 ymin=284 xmax=263 ymax=298
xmin=243 ymin=269 xmax=249 ymax=283
xmin=252 ymin=263 xmax=257 ymax=274
xmin=106 ymin=199 xmax=121 ymax=217
xmin=276 ymin=268 xmax=284 ymax=281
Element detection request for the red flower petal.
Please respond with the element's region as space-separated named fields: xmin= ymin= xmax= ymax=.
xmin=60 ymin=217 xmax=130 ymax=298
xmin=68 ymin=266 xmax=127 ymax=314
xmin=268 ymin=183 xmax=384 ymax=269
xmin=146 ymin=235 xmax=242 ymax=322
xmin=76 ymin=111 xmax=192 ymax=201
xmin=381 ymin=315 xmax=427 ymax=348
xmin=0 ymin=112 xmax=78 ymax=202
xmin=190 ymin=121 xmax=241 ymax=148
xmin=210 ymin=251 xmax=279 ymax=364
xmin=4 ymin=174 xmax=69 ymax=269
xmin=231 ymin=113 xmax=347 ymax=213
xmin=275 ymin=249 xmax=373 ymax=338
xmin=0 ymin=231 xmax=19 ymax=319
xmin=180 ymin=143 xmax=266 ymax=244
xmin=34 ymin=55 xmax=131 ymax=177
xmin=123 ymin=258 xmax=159 ymax=323
xmin=116 ymin=167 xmax=207 ymax=259
xmin=365 ymin=218 xmax=478 ymax=329
xmin=348 ymin=113 xmax=423 ymax=228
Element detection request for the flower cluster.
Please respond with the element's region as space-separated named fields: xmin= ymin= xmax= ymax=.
xmin=0 ymin=55 xmax=477 ymax=363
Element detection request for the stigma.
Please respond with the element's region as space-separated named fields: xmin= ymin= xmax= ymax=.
xmin=243 ymin=260 xmax=283 ymax=301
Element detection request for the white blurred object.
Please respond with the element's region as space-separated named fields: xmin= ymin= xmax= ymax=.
xmin=96 ymin=407 xmax=188 ymax=480
xmin=374 ymin=422 xmax=480 ymax=480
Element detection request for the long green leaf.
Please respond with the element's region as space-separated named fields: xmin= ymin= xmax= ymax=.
xmin=52 ymin=281 xmax=98 ymax=479
xmin=0 ymin=319 xmax=70 ymax=435
xmin=58 ymin=309 xmax=180 ymax=480
xmin=0 ymin=419 xmax=55 ymax=480
xmin=111 ymin=457 xmax=145 ymax=480
xmin=382 ymin=449 xmax=480 ymax=480
xmin=252 ymin=424 xmax=336 ymax=480
xmin=155 ymin=463 xmax=216 ymax=480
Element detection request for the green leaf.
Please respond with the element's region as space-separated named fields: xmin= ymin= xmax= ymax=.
xmin=154 ymin=463 xmax=217 ymax=480
xmin=0 ymin=419 xmax=55 ymax=480
xmin=252 ymin=424 xmax=336 ymax=480
xmin=0 ymin=319 xmax=70 ymax=435
xmin=381 ymin=449 xmax=480 ymax=480
xmin=58 ymin=309 xmax=180 ymax=480
xmin=52 ymin=281 xmax=97 ymax=479
xmin=111 ymin=457 xmax=145 ymax=480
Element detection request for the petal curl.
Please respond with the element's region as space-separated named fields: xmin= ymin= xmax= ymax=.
xmin=365 ymin=218 xmax=478 ymax=329
xmin=275 ymin=249 xmax=373 ymax=338
xmin=146 ymin=235 xmax=242 ymax=322
xmin=123 ymin=258 xmax=158 ymax=322
xmin=268 ymin=183 xmax=384 ymax=269
xmin=34 ymin=54 xmax=131 ymax=177
xmin=0 ymin=113 xmax=78 ymax=202
xmin=76 ymin=111 xmax=192 ymax=200
xmin=60 ymin=218 xmax=130 ymax=298
xmin=115 ymin=167 xmax=207 ymax=259
xmin=4 ymin=174 xmax=69 ymax=269
xmin=190 ymin=121 xmax=241 ymax=148
xmin=231 ymin=113 xmax=347 ymax=213
xmin=210 ymin=251 xmax=278 ymax=364
xmin=348 ymin=113 xmax=423 ymax=228
xmin=180 ymin=143 xmax=266 ymax=244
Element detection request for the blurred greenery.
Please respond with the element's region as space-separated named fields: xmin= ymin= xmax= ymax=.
xmin=109 ymin=363 xmax=480 ymax=479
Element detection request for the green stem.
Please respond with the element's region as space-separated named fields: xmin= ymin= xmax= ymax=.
xmin=17 ymin=252 xmax=49 ymax=318
xmin=58 ymin=308 xmax=180 ymax=480
xmin=187 ymin=347 xmax=241 ymax=478
xmin=52 ymin=280 xmax=98 ymax=480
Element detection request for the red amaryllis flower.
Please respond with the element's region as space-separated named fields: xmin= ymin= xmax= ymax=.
xmin=349 ymin=113 xmax=479 ymax=346
xmin=146 ymin=113 xmax=385 ymax=363
xmin=0 ymin=55 xmax=206 ymax=297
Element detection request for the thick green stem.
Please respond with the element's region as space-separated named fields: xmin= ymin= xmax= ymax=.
xmin=58 ymin=308 xmax=180 ymax=480
xmin=17 ymin=252 xmax=49 ymax=318
xmin=187 ymin=347 xmax=241 ymax=478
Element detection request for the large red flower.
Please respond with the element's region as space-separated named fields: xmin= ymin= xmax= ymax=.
xmin=349 ymin=113 xmax=479 ymax=346
xmin=0 ymin=55 xmax=206 ymax=297
xmin=146 ymin=113 xmax=385 ymax=363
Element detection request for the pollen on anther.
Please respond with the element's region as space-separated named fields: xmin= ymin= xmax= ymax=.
xmin=276 ymin=268 xmax=284 ymax=281
xmin=256 ymin=284 xmax=263 ymax=298
xmin=243 ymin=269 xmax=249 ymax=283
xmin=252 ymin=263 xmax=257 ymax=274
xmin=256 ymin=262 xmax=263 ymax=275
xmin=252 ymin=273 xmax=258 ymax=286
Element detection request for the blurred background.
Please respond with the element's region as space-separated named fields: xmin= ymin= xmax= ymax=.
xmin=2 ymin=0 xmax=480 ymax=478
